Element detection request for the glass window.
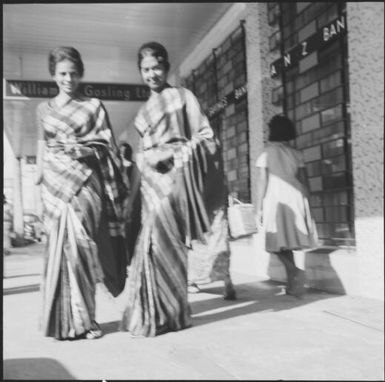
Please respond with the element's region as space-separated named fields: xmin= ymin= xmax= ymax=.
xmin=332 ymin=223 xmax=353 ymax=238
xmin=299 ymin=51 xmax=318 ymax=73
xmin=301 ymin=113 xmax=320 ymax=133
xmin=309 ymin=193 xmax=323 ymax=207
xmin=309 ymin=176 xmax=323 ymax=191
xmin=323 ymin=191 xmax=348 ymax=206
xmin=323 ymin=172 xmax=349 ymax=190
xmin=304 ymin=145 xmax=322 ymax=162
xmin=296 ymin=2 xmax=312 ymax=14
xmin=298 ymin=20 xmax=316 ymax=42
xmin=321 ymin=155 xmax=346 ymax=173
xmin=320 ymin=71 xmax=342 ymax=93
xmin=313 ymin=87 xmax=343 ymax=111
xmin=306 ymin=160 xmax=322 ymax=177
xmin=325 ymin=206 xmax=348 ymax=222
xmin=317 ymin=4 xmax=339 ymax=29
xmin=300 ymin=82 xmax=319 ymax=103
xmin=312 ymin=207 xmax=324 ymax=221
xmin=321 ymin=104 xmax=343 ymax=125
xmin=277 ymin=2 xmax=353 ymax=245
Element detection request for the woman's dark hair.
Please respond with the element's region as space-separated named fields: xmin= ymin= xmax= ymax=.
xmin=48 ymin=46 xmax=84 ymax=77
xmin=268 ymin=115 xmax=296 ymax=142
xmin=137 ymin=41 xmax=170 ymax=72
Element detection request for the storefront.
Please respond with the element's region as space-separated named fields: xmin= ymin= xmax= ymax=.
xmin=3 ymin=2 xmax=383 ymax=299
xmin=177 ymin=2 xmax=383 ymax=299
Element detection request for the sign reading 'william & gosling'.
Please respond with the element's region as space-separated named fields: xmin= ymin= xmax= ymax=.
xmin=270 ymin=15 xmax=347 ymax=78
xmin=4 ymin=79 xmax=150 ymax=101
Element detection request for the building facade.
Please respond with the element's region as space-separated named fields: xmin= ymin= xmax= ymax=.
xmin=176 ymin=2 xmax=384 ymax=299
xmin=3 ymin=2 xmax=384 ymax=299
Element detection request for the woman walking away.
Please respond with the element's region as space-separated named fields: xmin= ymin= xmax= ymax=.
xmin=120 ymin=41 xmax=226 ymax=337
xmin=36 ymin=47 xmax=128 ymax=340
xmin=255 ymin=115 xmax=318 ymax=298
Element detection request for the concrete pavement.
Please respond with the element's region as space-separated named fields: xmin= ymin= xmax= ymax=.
xmin=3 ymin=242 xmax=384 ymax=380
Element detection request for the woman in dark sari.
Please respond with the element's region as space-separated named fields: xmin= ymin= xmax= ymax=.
xmin=120 ymin=42 xmax=235 ymax=337
xmin=36 ymin=47 xmax=128 ymax=340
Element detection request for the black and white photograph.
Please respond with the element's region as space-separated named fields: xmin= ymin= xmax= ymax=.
xmin=3 ymin=2 xmax=384 ymax=380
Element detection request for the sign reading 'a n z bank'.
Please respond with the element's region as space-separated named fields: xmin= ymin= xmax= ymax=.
xmin=4 ymin=79 xmax=150 ymax=101
xmin=270 ymin=15 xmax=347 ymax=78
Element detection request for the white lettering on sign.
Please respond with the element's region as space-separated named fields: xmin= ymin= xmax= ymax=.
xmin=301 ymin=41 xmax=308 ymax=56
xmin=270 ymin=64 xmax=277 ymax=77
xmin=10 ymin=84 xmax=22 ymax=95
xmin=83 ymin=85 xmax=132 ymax=99
xmin=283 ymin=53 xmax=291 ymax=67
xmin=323 ymin=16 xmax=345 ymax=42
xmin=235 ymin=85 xmax=247 ymax=100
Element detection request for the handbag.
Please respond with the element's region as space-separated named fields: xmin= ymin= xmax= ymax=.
xmin=227 ymin=196 xmax=258 ymax=239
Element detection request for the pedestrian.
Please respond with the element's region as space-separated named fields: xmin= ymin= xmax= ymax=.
xmin=36 ymin=46 xmax=128 ymax=340
xmin=120 ymin=41 xmax=226 ymax=337
xmin=255 ymin=115 xmax=318 ymax=298
xmin=120 ymin=142 xmax=142 ymax=265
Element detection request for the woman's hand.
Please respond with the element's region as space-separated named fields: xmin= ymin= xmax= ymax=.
xmin=145 ymin=149 xmax=174 ymax=172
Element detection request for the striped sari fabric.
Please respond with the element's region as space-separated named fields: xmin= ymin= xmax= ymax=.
xmin=38 ymin=97 xmax=129 ymax=339
xmin=120 ymin=86 xmax=218 ymax=337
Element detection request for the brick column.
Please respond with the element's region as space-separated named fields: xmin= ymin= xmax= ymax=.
xmin=347 ymin=2 xmax=384 ymax=299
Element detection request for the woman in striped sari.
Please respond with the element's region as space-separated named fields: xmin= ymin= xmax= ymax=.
xmin=36 ymin=47 xmax=128 ymax=340
xmin=120 ymin=42 xmax=234 ymax=337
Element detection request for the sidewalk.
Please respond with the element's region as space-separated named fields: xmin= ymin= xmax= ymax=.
xmin=3 ymin=242 xmax=384 ymax=380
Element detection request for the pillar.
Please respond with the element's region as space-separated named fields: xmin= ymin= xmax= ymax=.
xmin=347 ymin=2 xmax=384 ymax=299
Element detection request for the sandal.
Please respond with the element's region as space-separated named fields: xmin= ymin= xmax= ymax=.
xmin=85 ymin=322 xmax=103 ymax=339
xmin=85 ymin=329 xmax=103 ymax=339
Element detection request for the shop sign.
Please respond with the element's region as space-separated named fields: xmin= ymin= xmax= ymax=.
xmin=4 ymin=79 xmax=150 ymax=101
xmin=207 ymin=83 xmax=247 ymax=118
xmin=270 ymin=15 xmax=347 ymax=78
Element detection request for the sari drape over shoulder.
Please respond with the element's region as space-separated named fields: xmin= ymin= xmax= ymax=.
xmin=120 ymin=86 xmax=217 ymax=337
xmin=38 ymin=97 xmax=128 ymax=339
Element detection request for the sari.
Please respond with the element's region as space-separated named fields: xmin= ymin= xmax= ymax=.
xmin=187 ymin=145 xmax=233 ymax=287
xmin=38 ymin=96 xmax=128 ymax=340
xmin=120 ymin=85 xmax=217 ymax=337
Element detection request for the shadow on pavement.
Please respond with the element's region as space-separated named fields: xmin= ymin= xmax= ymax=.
xmin=3 ymin=284 xmax=40 ymax=295
xmin=3 ymin=357 xmax=75 ymax=380
xmin=99 ymin=320 xmax=121 ymax=335
xmin=190 ymin=280 xmax=338 ymax=327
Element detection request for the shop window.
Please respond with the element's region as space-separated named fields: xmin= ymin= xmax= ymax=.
xmin=309 ymin=193 xmax=323 ymax=207
xmin=298 ymin=20 xmax=316 ymax=42
xmin=320 ymin=104 xmax=343 ymax=125
xmin=309 ymin=176 xmax=323 ymax=192
xmin=296 ymin=2 xmax=312 ymax=14
xmin=306 ymin=160 xmax=322 ymax=177
xmin=323 ymin=172 xmax=349 ymax=190
xmin=320 ymin=71 xmax=342 ymax=93
xmin=323 ymin=190 xmax=348 ymax=206
xmin=322 ymin=139 xmax=344 ymax=158
xmin=299 ymin=52 xmax=318 ymax=73
xmin=322 ymin=155 xmax=346 ymax=174
xmin=300 ymin=82 xmax=319 ymax=103
xmin=277 ymin=2 xmax=353 ymax=245
xmin=317 ymin=3 xmax=339 ymax=29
